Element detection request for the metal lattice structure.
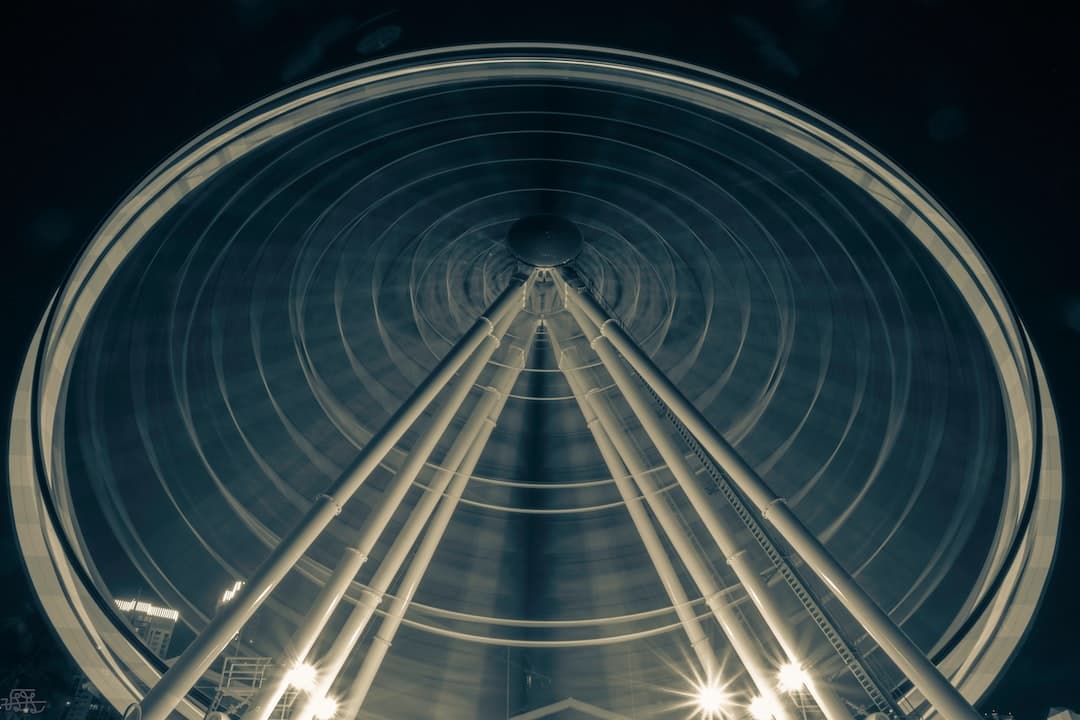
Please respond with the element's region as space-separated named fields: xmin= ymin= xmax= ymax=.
xmin=209 ymin=658 xmax=272 ymax=715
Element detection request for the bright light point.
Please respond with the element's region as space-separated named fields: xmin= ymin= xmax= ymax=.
xmin=310 ymin=696 xmax=337 ymax=720
xmin=777 ymin=662 xmax=809 ymax=693
xmin=221 ymin=580 xmax=244 ymax=605
xmin=748 ymin=696 xmax=781 ymax=720
xmin=284 ymin=662 xmax=317 ymax=692
xmin=695 ymin=685 xmax=731 ymax=718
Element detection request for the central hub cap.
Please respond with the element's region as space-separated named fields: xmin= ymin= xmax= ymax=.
xmin=506 ymin=215 xmax=584 ymax=267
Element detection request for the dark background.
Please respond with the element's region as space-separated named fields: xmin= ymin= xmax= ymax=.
xmin=3 ymin=1 xmax=1077 ymax=718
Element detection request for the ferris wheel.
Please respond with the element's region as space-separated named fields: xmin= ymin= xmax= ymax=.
xmin=8 ymin=44 xmax=1062 ymax=720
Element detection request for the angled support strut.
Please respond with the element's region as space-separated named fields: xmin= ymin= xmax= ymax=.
xmin=334 ymin=326 xmax=537 ymax=718
xmin=134 ymin=273 xmax=531 ymax=720
xmin=558 ymin=299 xmax=851 ymax=720
xmin=246 ymin=300 xmax=526 ymax=720
xmin=548 ymin=326 xmax=722 ymax=682
xmin=553 ymin=316 xmax=794 ymax=720
xmin=554 ymin=267 xmax=980 ymax=720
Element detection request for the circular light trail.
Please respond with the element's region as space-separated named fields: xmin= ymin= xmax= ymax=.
xmin=7 ymin=44 xmax=1063 ymax=720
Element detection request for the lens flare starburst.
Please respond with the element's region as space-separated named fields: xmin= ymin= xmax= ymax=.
xmin=284 ymin=662 xmax=318 ymax=692
xmin=310 ymin=695 xmax=338 ymax=720
xmin=777 ymin=662 xmax=809 ymax=694
xmin=695 ymin=684 xmax=732 ymax=718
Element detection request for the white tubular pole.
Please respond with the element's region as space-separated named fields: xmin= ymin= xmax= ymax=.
xmin=243 ymin=546 xmax=367 ymax=720
xmin=290 ymin=330 xmax=533 ymax=720
xmin=134 ymin=274 xmax=530 ymax=720
xmin=547 ymin=328 xmax=721 ymax=681
xmin=556 ymin=269 xmax=980 ymax=720
xmin=728 ymin=550 xmax=852 ymax=720
xmin=245 ymin=310 xmax=523 ymax=720
xmin=245 ymin=314 xmax=518 ymax=720
xmin=584 ymin=380 xmax=793 ymax=720
xmin=335 ymin=332 xmax=531 ymax=719
xmin=560 ymin=302 xmax=850 ymax=720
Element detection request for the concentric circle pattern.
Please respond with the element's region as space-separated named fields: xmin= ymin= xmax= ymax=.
xmin=11 ymin=46 xmax=1061 ymax=720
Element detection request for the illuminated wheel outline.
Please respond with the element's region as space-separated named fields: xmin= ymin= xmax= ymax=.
xmin=7 ymin=43 xmax=1062 ymax=718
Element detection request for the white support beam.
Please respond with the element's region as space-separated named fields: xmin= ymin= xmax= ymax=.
xmin=291 ymin=325 xmax=534 ymax=720
xmin=556 ymin=305 xmax=792 ymax=720
xmin=583 ymin=383 xmax=794 ymax=720
xmin=334 ymin=329 xmax=534 ymax=719
xmin=558 ymin=303 xmax=851 ymax=720
xmin=547 ymin=327 xmax=721 ymax=682
xmin=241 ymin=545 xmax=366 ymax=720
xmin=555 ymin=268 xmax=980 ymax=720
xmin=245 ymin=310 xmax=523 ymax=720
xmin=132 ymin=274 xmax=531 ymax=720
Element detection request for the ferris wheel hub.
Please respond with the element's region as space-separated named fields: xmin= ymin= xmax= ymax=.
xmin=506 ymin=214 xmax=584 ymax=267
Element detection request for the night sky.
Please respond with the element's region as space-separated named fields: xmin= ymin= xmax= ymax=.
xmin=3 ymin=2 xmax=1078 ymax=719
